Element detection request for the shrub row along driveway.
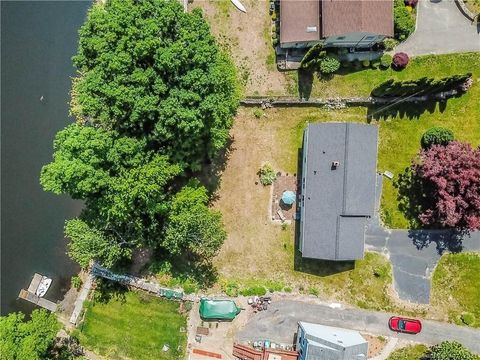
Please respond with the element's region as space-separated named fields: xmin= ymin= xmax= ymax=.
xmin=396 ymin=0 xmax=480 ymax=56
xmin=237 ymin=300 xmax=480 ymax=353
xmin=367 ymin=176 xmax=480 ymax=304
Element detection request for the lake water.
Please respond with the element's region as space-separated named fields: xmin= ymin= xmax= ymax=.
xmin=1 ymin=1 xmax=91 ymax=315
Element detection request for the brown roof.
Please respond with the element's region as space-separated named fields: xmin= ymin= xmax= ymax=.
xmin=321 ymin=0 xmax=394 ymax=38
xmin=280 ymin=0 xmax=321 ymax=44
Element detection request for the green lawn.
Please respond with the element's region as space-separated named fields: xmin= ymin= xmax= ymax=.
xmin=431 ymin=252 xmax=480 ymax=328
xmin=387 ymin=344 xmax=428 ymax=360
xmin=77 ymin=291 xmax=187 ymax=360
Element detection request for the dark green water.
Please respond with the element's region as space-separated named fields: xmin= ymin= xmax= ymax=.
xmin=1 ymin=1 xmax=91 ymax=315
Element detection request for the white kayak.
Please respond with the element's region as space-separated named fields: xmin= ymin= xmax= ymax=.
xmin=36 ymin=276 xmax=52 ymax=297
xmin=231 ymin=0 xmax=247 ymax=13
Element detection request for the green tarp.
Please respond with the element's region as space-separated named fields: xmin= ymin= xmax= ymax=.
xmin=199 ymin=299 xmax=241 ymax=320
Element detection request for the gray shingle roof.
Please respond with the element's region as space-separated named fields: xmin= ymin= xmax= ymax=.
xmin=300 ymin=123 xmax=378 ymax=261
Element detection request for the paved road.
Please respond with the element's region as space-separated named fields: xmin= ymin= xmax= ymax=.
xmin=396 ymin=0 xmax=480 ymax=56
xmin=237 ymin=300 xmax=480 ymax=354
xmin=366 ymin=176 xmax=480 ymax=304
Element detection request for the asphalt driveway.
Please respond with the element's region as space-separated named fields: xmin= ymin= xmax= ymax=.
xmin=396 ymin=0 xmax=480 ymax=56
xmin=237 ymin=300 xmax=480 ymax=353
xmin=366 ymin=176 xmax=480 ymax=304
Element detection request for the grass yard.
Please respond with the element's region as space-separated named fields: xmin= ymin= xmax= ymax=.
xmin=76 ymin=291 xmax=187 ymax=360
xmin=212 ymin=106 xmax=410 ymax=313
xmin=431 ymin=252 xmax=480 ymax=327
xmin=386 ymin=344 xmax=428 ymax=360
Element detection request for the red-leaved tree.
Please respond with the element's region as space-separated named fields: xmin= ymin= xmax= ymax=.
xmin=413 ymin=141 xmax=480 ymax=230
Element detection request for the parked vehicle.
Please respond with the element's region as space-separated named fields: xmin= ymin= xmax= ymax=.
xmin=389 ymin=316 xmax=422 ymax=334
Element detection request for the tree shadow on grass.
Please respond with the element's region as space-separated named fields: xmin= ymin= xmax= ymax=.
xmin=367 ymin=100 xmax=447 ymax=122
xmin=298 ymin=69 xmax=313 ymax=100
xmin=197 ymin=136 xmax=235 ymax=202
xmin=93 ymin=278 xmax=128 ymax=304
xmin=394 ymin=166 xmax=428 ymax=229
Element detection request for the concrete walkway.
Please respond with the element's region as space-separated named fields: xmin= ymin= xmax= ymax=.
xmin=366 ymin=175 xmax=480 ymax=304
xmin=237 ymin=301 xmax=480 ymax=353
xmin=396 ymin=0 xmax=480 ymax=56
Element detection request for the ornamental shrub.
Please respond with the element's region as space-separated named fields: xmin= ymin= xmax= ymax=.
xmin=392 ymin=52 xmax=409 ymax=69
xmin=383 ymin=38 xmax=398 ymax=50
xmin=380 ymin=54 xmax=393 ymax=69
xmin=319 ymin=56 xmax=340 ymax=74
xmin=404 ymin=0 xmax=418 ymax=7
xmin=362 ymin=60 xmax=370 ymax=68
xmin=258 ymin=163 xmax=276 ymax=185
xmin=71 ymin=275 xmax=82 ymax=289
xmin=394 ymin=0 xmax=416 ymax=40
xmin=421 ymin=127 xmax=454 ymax=149
xmin=300 ymin=43 xmax=326 ymax=69
xmin=371 ymin=59 xmax=381 ymax=69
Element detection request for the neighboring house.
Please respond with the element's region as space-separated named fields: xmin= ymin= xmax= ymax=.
xmin=299 ymin=123 xmax=378 ymax=261
xmin=279 ymin=0 xmax=394 ymax=49
xmin=296 ymin=322 xmax=368 ymax=360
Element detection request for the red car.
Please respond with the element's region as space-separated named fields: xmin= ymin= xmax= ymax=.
xmin=389 ymin=316 xmax=422 ymax=334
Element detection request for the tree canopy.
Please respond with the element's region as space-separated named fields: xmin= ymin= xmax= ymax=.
xmin=413 ymin=141 xmax=480 ymax=230
xmin=427 ymin=341 xmax=479 ymax=360
xmin=72 ymin=0 xmax=240 ymax=170
xmin=0 ymin=310 xmax=60 ymax=360
xmin=163 ymin=183 xmax=226 ymax=262
xmin=41 ymin=124 xmax=182 ymax=265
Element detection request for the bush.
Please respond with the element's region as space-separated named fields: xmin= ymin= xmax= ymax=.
xmin=341 ymin=61 xmax=352 ymax=68
xmin=362 ymin=60 xmax=370 ymax=68
xmin=239 ymin=286 xmax=267 ymax=296
xmin=308 ymin=287 xmax=319 ymax=296
xmin=380 ymin=54 xmax=392 ymax=69
xmin=383 ymin=38 xmax=398 ymax=51
xmin=283 ymin=286 xmax=293 ymax=293
xmin=223 ymin=282 xmax=239 ymax=297
xmin=371 ymin=60 xmax=381 ymax=69
xmin=392 ymin=52 xmax=409 ymax=69
xmin=258 ymin=163 xmax=276 ymax=185
xmin=71 ymin=275 xmax=82 ymax=290
xmin=319 ymin=56 xmax=340 ymax=74
xmin=253 ymin=108 xmax=263 ymax=118
xmin=460 ymin=312 xmax=476 ymax=326
xmin=421 ymin=127 xmax=454 ymax=148
xmin=404 ymin=0 xmax=418 ymax=7
xmin=300 ymin=43 xmax=326 ymax=69
xmin=394 ymin=0 xmax=416 ymax=40
xmin=353 ymin=60 xmax=362 ymax=70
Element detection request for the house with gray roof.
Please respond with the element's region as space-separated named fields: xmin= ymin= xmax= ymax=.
xmin=299 ymin=123 xmax=378 ymax=261
xmin=296 ymin=321 xmax=368 ymax=360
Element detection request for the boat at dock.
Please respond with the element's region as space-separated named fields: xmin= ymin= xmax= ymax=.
xmin=35 ymin=275 xmax=52 ymax=297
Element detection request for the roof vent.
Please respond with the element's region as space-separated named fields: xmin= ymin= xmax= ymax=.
xmin=332 ymin=161 xmax=340 ymax=169
xmin=306 ymin=26 xmax=317 ymax=33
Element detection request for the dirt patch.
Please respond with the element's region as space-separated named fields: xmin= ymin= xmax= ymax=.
xmin=190 ymin=0 xmax=294 ymax=96
xmin=362 ymin=334 xmax=387 ymax=358
xmin=272 ymin=175 xmax=298 ymax=222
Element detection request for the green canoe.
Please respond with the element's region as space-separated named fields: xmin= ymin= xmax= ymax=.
xmin=199 ymin=299 xmax=241 ymax=321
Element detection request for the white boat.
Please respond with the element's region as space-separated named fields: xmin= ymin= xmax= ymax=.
xmin=230 ymin=0 xmax=247 ymax=13
xmin=35 ymin=276 xmax=52 ymax=297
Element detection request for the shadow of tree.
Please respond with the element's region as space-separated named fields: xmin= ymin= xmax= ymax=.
xmin=197 ymin=136 xmax=235 ymax=202
xmin=394 ymin=166 xmax=429 ymax=228
xmin=298 ymin=69 xmax=313 ymax=100
xmin=407 ymin=229 xmax=467 ymax=255
xmin=367 ymin=100 xmax=446 ymax=121
xmin=92 ymin=278 xmax=128 ymax=304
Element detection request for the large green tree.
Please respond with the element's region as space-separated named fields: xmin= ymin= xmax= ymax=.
xmin=72 ymin=0 xmax=240 ymax=170
xmin=41 ymin=124 xmax=182 ymax=265
xmin=163 ymin=183 xmax=226 ymax=262
xmin=427 ymin=341 xmax=479 ymax=360
xmin=0 ymin=310 xmax=60 ymax=360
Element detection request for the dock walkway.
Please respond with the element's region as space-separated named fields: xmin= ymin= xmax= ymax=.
xmin=18 ymin=273 xmax=57 ymax=312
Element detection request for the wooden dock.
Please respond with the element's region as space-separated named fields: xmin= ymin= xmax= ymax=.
xmin=18 ymin=273 xmax=57 ymax=312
